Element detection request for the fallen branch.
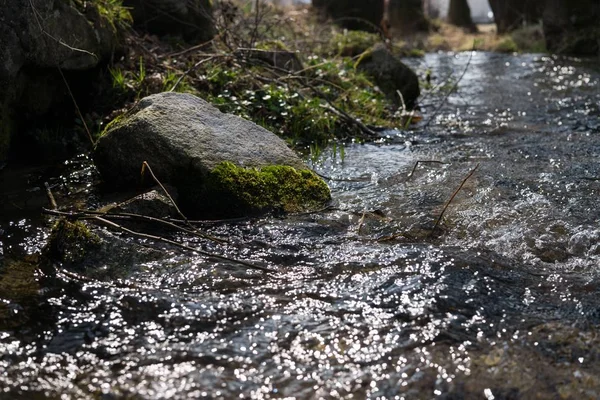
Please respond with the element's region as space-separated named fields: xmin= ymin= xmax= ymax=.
xmin=140 ymin=161 xmax=188 ymax=223
xmin=423 ymin=45 xmax=475 ymax=128
xmin=92 ymin=215 xmax=272 ymax=272
xmin=43 ymin=207 xmax=273 ymax=272
xmin=169 ymin=54 xmax=223 ymax=92
xmin=407 ymin=160 xmax=447 ymax=179
xmin=430 ymin=163 xmax=480 ymax=235
xmin=43 ymin=208 xmax=227 ymax=244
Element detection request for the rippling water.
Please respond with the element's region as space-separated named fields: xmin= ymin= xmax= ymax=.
xmin=1 ymin=52 xmax=600 ymax=399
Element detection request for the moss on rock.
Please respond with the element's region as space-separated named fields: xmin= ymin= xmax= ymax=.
xmin=200 ymin=162 xmax=331 ymax=217
xmin=44 ymin=219 xmax=102 ymax=266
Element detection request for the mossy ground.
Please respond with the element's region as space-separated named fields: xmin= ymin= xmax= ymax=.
xmin=89 ymin=1 xmax=551 ymax=149
xmin=200 ymin=162 xmax=331 ymax=217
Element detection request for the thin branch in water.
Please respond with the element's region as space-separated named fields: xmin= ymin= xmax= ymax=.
xmin=407 ymin=160 xmax=447 ymax=179
xmin=423 ymin=45 xmax=475 ymax=128
xmin=140 ymin=161 xmax=189 ymax=225
xmin=357 ymin=211 xmax=367 ymax=235
xmin=316 ymin=172 xmax=372 ymax=183
xmin=44 ymin=182 xmax=58 ymax=210
xmin=64 ymin=209 xmax=228 ymax=244
xmin=430 ymin=163 xmax=480 ymax=236
xmin=92 ymin=215 xmax=273 ymax=272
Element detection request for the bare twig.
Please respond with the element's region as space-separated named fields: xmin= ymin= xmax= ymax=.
xmin=58 ymin=67 xmax=95 ymax=146
xmin=44 ymin=208 xmax=227 ymax=244
xmin=169 ymin=54 xmax=223 ymax=92
xmin=357 ymin=211 xmax=367 ymax=235
xmin=28 ymin=0 xmax=98 ymax=60
xmin=92 ymin=215 xmax=272 ymax=272
xmin=43 ymin=207 xmax=273 ymax=272
xmin=407 ymin=160 xmax=447 ymax=179
xmin=44 ymin=182 xmax=58 ymax=210
xmin=29 ymin=0 xmax=95 ymax=147
xmin=140 ymin=161 xmax=189 ymax=224
xmin=431 ymin=163 xmax=480 ymax=235
xmin=423 ymin=46 xmax=475 ymax=128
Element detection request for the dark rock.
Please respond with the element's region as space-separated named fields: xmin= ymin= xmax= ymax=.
xmin=0 ymin=0 xmax=119 ymax=164
xmin=123 ymin=0 xmax=214 ymax=41
xmin=356 ymin=44 xmax=420 ymax=109
xmin=93 ymin=92 xmax=330 ymax=218
xmin=42 ymin=219 xmax=163 ymax=280
xmin=543 ymin=0 xmax=600 ymax=55
xmin=312 ymin=0 xmax=384 ymax=33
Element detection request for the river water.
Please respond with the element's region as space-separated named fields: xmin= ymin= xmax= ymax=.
xmin=1 ymin=52 xmax=599 ymax=399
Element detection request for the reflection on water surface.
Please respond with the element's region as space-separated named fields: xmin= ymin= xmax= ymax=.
xmin=1 ymin=52 xmax=600 ymax=399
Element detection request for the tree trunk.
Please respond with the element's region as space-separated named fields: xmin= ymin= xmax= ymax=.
xmin=388 ymin=0 xmax=429 ymax=35
xmin=543 ymin=0 xmax=600 ymax=55
xmin=448 ymin=0 xmax=476 ymax=31
xmin=488 ymin=0 xmax=542 ymax=33
xmin=312 ymin=0 xmax=385 ymax=33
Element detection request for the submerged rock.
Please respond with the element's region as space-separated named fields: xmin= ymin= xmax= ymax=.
xmin=42 ymin=219 xmax=162 ymax=279
xmin=356 ymin=44 xmax=420 ymax=109
xmin=94 ymin=92 xmax=330 ymax=218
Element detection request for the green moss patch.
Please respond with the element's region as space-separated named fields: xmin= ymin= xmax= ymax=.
xmin=201 ymin=162 xmax=331 ymax=217
xmin=44 ymin=219 xmax=102 ymax=266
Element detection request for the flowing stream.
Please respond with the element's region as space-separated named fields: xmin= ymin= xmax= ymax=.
xmin=1 ymin=52 xmax=600 ymax=399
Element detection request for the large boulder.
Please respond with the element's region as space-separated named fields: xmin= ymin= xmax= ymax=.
xmin=356 ymin=44 xmax=420 ymax=110
xmin=0 ymin=0 xmax=119 ymax=164
xmin=93 ymin=92 xmax=331 ymax=218
xmin=543 ymin=0 xmax=600 ymax=55
xmin=123 ymin=0 xmax=214 ymax=41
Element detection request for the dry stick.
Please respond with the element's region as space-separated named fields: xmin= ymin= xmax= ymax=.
xmin=161 ymin=36 xmax=219 ymax=59
xmin=315 ymin=172 xmax=372 ymax=183
xmin=44 ymin=182 xmax=58 ymax=210
xmin=57 ymin=67 xmax=95 ymax=147
xmin=357 ymin=211 xmax=367 ymax=235
xmin=430 ymin=163 xmax=480 ymax=236
xmin=46 ymin=208 xmax=228 ymax=244
xmin=92 ymin=215 xmax=273 ymax=272
xmin=407 ymin=160 xmax=447 ymax=179
xmin=423 ymin=47 xmax=475 ymax=129
xmin=169 ymin=54 xmax=222 ymax=92
xmin=141 ymin=161 xmax=189 ymax=225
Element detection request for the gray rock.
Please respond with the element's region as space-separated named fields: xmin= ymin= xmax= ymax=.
xmin=356 ymin=44 xmax=420 ymax=109
xmin=93 ymin=92 xmax=327 ymax=218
